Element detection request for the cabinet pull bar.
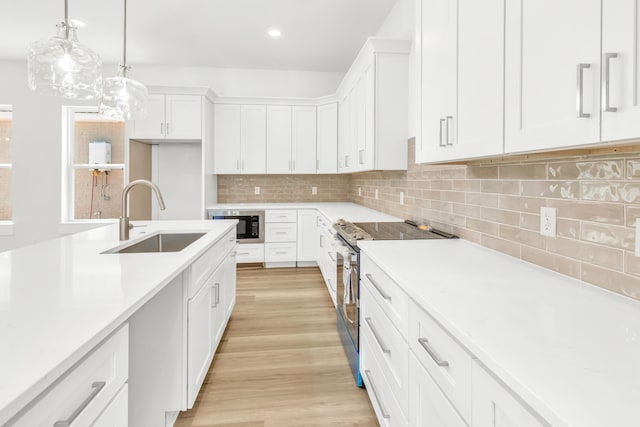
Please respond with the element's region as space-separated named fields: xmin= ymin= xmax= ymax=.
xmin=365 ymin=317 xmax=391 ymax=354
xmin=215 ymin=283 xmax=220 ymax=305
xmin=160 ymin=123 xmax=164 ymax=135
xmin=418 ymin=337 xmax=449 ymax=367
xmin=359 ymin=149 xmax=365 ymax=164
xmin=576 ymin=63 xmax=591 ymax=118
xmin=316 ymin=159 xmax=319 ymax=170
xmin=54 ymin=381 xmax=106 ymax=427
xmin=237 ymin=252 xmax=250 ymax=255
xmin=241 ymin=160 xmax=244 ymax=170
xmin=236 ymin=160 xmax=240 ymax=171
xmin=275 ymin=251 xmax=287 ymax=255
xmin=446 ymin=116 xmax=453 ymax=145
xmin=603 ymin=53 xmax=618 ymax=112
xmin=439 ymin=118 xmax=446 ymax=147
xmin=166 ymin=122 xmax=170 ymax=135
xmin=365 ymin=273 xmax=391 ymax=300
xmin=364 ymin=370 xmax=391 ymax=419
xmin=292 ymin=160 xmax=295 ymax=170
xmin=320 ymin=235 xmax=324 ymax=248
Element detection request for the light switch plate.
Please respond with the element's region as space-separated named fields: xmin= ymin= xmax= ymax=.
xmin=311 ymin=186 xmax=317 ymax=195
xmin=254 ymin=186 xmax=260 ymax=195
xmin=375 ymin=189 xmax=379 ymax=200
xmin=358 ymin=187 xmax=362 ymax=197
xmin=400 ymin=191 xmax=404 ymax=205
xmin=540 ymin=207 xmax=557 ymax=237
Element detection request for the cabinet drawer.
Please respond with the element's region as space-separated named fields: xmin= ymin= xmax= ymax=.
xmin=92 ymin=384 xmax=128 ymax=427
xmin=361 ymin=254 xmax=409 ymax=339
xmin=409 ymin=353 xmax=466 ymax=427
xmin=265 ymin=242 xmax=297 ymax=262
xmin=266 ymin=223 xmax=297 ymax=242
xmin=361 ymin=330 xmax=409 ymax=427
xmin=361 ymin=285 xmax=409 ymax=415
xmin=13 ymin=325 xmax=129 ymax=427
xmin=190 ymin=238 xmax=226 ymax=298
xmin=235 ymin=243 xmax=264 ymax=263
xmin=266 ymin=209 xmax=297 ymax=222
xmin=409 ymin=301 xmax=473 ymax=424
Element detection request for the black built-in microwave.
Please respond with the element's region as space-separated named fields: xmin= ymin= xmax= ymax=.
xmin=207 ymin=210 xmax=264 ymax=243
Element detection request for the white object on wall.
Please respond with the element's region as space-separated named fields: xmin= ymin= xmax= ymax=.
xmin=89 ymin=141 xmax=111 ymax=164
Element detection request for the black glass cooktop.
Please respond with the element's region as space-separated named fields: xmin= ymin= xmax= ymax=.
xmin=353 ymin=222 xmax=455 ymax=240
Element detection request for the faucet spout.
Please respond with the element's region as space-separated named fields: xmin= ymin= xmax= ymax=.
xmin=120 ymin=179 xmax=166 ymax=240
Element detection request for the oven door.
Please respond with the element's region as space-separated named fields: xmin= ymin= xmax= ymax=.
xmin=336 ymin=240 xmax=362 ymax=386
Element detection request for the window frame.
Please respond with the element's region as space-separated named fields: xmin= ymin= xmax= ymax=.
xmin=61 ymin=106 xmax=127 ymax=224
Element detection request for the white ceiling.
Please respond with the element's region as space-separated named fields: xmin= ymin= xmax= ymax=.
xmin=0 ymin=0 xmax=397 ymax=72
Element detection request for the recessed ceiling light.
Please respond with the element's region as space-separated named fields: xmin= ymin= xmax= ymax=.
xmin=268 ymin=29 xmax=282 ymax=38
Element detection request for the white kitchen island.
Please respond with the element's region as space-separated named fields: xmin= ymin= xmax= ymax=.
xmin=0 ymin=220 xmax=238 ymax=426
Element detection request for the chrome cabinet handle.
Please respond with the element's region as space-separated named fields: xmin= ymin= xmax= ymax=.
xmin=237 ymin=252 xmax=250 ymax=256
xmin=316 ymin=159 xmax=320 ymax=170
xmin=446 ymin=116 xmax=453 ymax=145
xmin=212 ymin=283 xmax=220 ymax=307
xmin=359 ymin=149 xmax=365 ymax=164
xmin=166 ymin=122 xmax=170 ymax=135
xmin=275 ymin=251 xmax=287 ymax=255
xmin=275 ymin=231 xmax=287 ymax=235
xmin=418 ymin=337 xmax=449 ymax=367
xmin=320 ymin=234 xmax=324 ymax=248
xmin=160 ymin=123 xmax=164 ymax=135
xmin=292 ymin=160 xmax=295 ymax=170
xmin=577 ymin=63 xmax=591 ymax=118
xmin=603 ymin=53 xmax=618 ymax=112
xmin=241 ymin=160 xmax=245 ymax=170
xmin=345 ymin=155 xmax=350 ymax=167
xmin=54 ymin=381 xmax=106 ymax=427
xmin=365 ymin=273 xmax=391 ymax=301
xmin=327 ymin=251 xmax=336 ymax=262
xmin=439 ymin=118 xmax=446 ymax=147
xmin=365 ymin=317 xmax=391 ymax=354
xmin=364 ymin=370 xmax=391 ymax=420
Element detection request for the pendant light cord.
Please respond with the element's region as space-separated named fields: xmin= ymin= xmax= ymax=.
xmin=122 ymin=0 xmax=128 ymax=72
xmin=64 ymin=0 xmax=69 ymax=39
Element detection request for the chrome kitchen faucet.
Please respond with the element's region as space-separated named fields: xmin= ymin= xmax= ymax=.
xmin=120 ymin=179 xmax=166 ymax=240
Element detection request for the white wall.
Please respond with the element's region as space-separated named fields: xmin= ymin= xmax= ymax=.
xmin=375 ymin=0 xmax=417 ymax=138
xmin=0 ymin=59 xmax=344 ymax=251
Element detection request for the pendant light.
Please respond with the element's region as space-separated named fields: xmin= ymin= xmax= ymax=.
xmin=99 ymin=0 xmax=148 ymax=121
xmin=27 ymin=0 xmax=102 ymax=100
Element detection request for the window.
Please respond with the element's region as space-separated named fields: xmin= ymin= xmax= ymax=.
xmin=0 ymin=106 xmax=12 ymax=221
xmin=63 ymin=107 xmax=125 ymax=221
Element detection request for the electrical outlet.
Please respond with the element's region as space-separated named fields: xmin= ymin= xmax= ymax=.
xmin=400 ymin=191 xmax=404 ymax=205
xmin=311 ymin=186 xmax=317 ymax=195
xmin=540 ymin=207 xmax=557 ymax=237
xmin=375 ymin=189 xmax=379 ymax=200
xmin=635 ymin=219 xmax=640 ymax=256
xmin=254 ymin=186 xmax=260 ymax=195
xmin=358 ymin=187 xmax=362 ymax=197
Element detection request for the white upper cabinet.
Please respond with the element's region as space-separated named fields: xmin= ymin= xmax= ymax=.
xmin=213 ymin=104 xmax=241 ymax=174
xmin=504 ymin=0 xmax=601 ymax=153
xmin=316 ymin=103 xmax=338 ymax=174
xmin=292 ymin=106 xmax=317 ymax=174
xmin=130 ymin=94 xmax=202 ymax=140
xmin=213 ymin=104 xmax=266 ymax=174
xmin=266 ymin=105 xmax=293 ymax=173
xmin=241 ymin=105 xmax=267 ymax=174
xmin=337 ymin=38 xmax=410 ymax=173
xmin=416 ymin=0 xmax=504 ymax=163
xmin=601 ymin=0 xmax=640 ymax=142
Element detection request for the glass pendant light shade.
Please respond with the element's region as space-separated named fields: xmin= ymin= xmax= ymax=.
xmin=100 ymin=67 xmax=148 ymax=120
xmin=27 ymin=23 xmax=102 ymax=100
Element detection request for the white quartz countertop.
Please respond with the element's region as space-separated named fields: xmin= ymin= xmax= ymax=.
xmin=0 ymin=220 xmax=237 ymax=425
xmin=207 ymin=202 xmax=402 ymax=223
xmin=358 ymin=239 xmax=640 ymax=427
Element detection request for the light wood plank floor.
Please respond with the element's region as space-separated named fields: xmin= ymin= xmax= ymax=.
xmin=175 ymin=266 xmax=379 ymax=427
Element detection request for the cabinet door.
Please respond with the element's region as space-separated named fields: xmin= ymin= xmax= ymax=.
xmin=316 ymin=103 xmax=338 ymax=173
xmin=338 ymin=94 xmax=350 ymax=172
xmin=416 ymin=0 xmax=457 ymax=163
xmin=266 ymin=105 xmax=293 ymax=173
xmin=241 ymin=105 xmax=267 ymax=174
xmin=409 ymin=354 xmax=465 ymax=427
xmin=505 ymin=0 xmax=601 ymax=153
xmin=472 ymin=362 xmax=546 ymax=427
xmin=187 ymin=282 xmax=212 ymax=408
xmin=601 ymin=0 xmax=640 ymax=142
xmin=165 ymin=95 xmax=202 ymax=139
xmin=130 ymin=94 xmax=165 ymax=139
xmin=297 ymin=209 xmax=318 ymax=262
xmin=456 ymin=0 xmax=504 ymax=159
xmin=355 ymin=63 xmax=374 ymax=171
xmin=213 ymin=104 xmax=241 ymax=174
xmin=292 ymin=106 xmax=317 ymax=174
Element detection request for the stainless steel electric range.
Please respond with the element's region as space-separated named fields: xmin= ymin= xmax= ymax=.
xmin=333 ymin=220 xmax=457 ymax=387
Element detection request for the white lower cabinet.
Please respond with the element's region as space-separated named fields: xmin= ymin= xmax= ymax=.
xmin=297 ymin=209 xmax=318 ymax=263
xmin=187 ymin=278 xmax=213 ymax=408
xmin=235 ymin=243 xmax=264 ymax=263
xmin=316 ymin=212 xmax=337 ymax=305
xmin=409 ymin=353 xmax=466 ymax=427
xmin=265 ymin=210 xmax=297 ymax=266
xmin=12 ymin=325 xmax=129 ymax=427
xmin=472 ymin=361 xmax=546 ymax=427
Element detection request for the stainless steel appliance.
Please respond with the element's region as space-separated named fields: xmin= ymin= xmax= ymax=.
xmin=334 ymin=220 xmax=457 ymax=387
xmin=208 ymin=210 xmax=265 ymax=243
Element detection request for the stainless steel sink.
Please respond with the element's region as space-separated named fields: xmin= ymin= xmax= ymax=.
xmin=104 ymin=233 xmax=206 ymax=254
